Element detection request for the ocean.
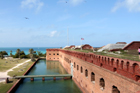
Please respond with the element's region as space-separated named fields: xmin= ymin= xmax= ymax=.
xmin=0 ymin=47 xmax=59 ymax=55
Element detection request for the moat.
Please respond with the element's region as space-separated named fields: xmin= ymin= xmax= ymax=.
xmin=15 ymin=60 xmax=81 ymax=93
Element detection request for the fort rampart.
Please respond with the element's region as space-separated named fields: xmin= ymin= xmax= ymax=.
xmin=46 ymin=49 xmax=140 ymax=93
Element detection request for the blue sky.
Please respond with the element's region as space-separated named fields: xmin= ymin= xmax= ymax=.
xmin=0 ymin=0 xmax=140 ymax=47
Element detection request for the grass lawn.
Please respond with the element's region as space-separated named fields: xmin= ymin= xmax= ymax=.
xmin=0 ymin=58 xmax=34 ymax=93
xmin=0 ymin=79 xmax=17 ymax=93
xmin=64 ymin=49 xmax=93 ymax=53
xmin=0 ymin=58 xmax=31 ymax=72
xmin=64 ymin=49 xmax=140 ymax=62
xmin=95 ymin=52 xmax=140 ymax=61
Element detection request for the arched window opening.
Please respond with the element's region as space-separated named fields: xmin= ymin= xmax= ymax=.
xmin=121 ymin=61 xmax=124 ymax=69
xmin=81 ymin=67 xmax=83 ymax=73
xmin=113 ymin=68 xmax=117 ymax=72
xmin=77 ymin=65 xmax=79 ymax=70
xmin=91 ymin=72 xmax=95 ymax=83
xmin=99 ymin=56 xmax=101 ymax=62
xmin=105 ymin=57 xmax=106 ymax=64
xmin=85 ymin=69 xmax=88 ymax=77
xmin=111 ymin=59 xmax=114 ymax=65
xmin=100 ymin=78 xmax=105 ymax=90
xmin=53 ymin=53 xmax=55 ymax=55
xmin=135 ymin=75 xmax=140 ymax=81
xmin=102 ymin=57 xmax=104 ymax=61
xmin=90 ymin=55 xmax=93 ymax=58
xmin=116 ymin=60 xmax=119 ymax=68
xmin=74 ymin=62 xmax=76 ymax=68
xmin=108 ymin=58 xmax=110 ymax=65
xmin=126 ymin=62 xmax=129 ymax=71
xmin=112 ymin=86 xmax=120 ymax=93
xmin=133 ymin=63 xmax=139 ymax=73
xmin=100 ymin=63 xmax=103 ymax=67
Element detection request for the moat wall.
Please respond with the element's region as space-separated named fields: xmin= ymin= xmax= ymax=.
xmin=46 ymin=49 xmax=140 ymax=93
xmin=7 ymin=59 xmax=40 ymax=93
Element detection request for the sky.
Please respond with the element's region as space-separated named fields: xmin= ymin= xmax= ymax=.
xmin=0 ymin=0 xmax=140 ymax=47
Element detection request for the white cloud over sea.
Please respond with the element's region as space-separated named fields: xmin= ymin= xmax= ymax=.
xmin=21 ymin=0 xmax=44 ymax=13
xmin=112 ymin=0 xmax=140 ymax=12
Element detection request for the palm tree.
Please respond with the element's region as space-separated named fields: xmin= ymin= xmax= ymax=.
xmin=29 ymin=48 xmax=34 ymax=61
xmin=16 ymin=49 xmax=21 ymax=59
xmin=10 ymin=50 xmax=12 ymax=56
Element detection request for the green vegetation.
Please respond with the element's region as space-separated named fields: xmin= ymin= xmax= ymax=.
xmin=29 ymin=48 xmax=36 ymax=61
xmin=13 ymin=51 xmax=29 ymax=59
xmin=0 ymin=58 xmax=30 ymax=72
xmin=16 ymin=49 xmax=21 ymax=58
xmin=37 ymin=51 xmax=46 ymax=57
xmin=0 ymin=59 xmax=33 ymax=93
xmin=64 ymin=49 xmax=140 ymax=61
xmin=65 ymin=49 xmax=93 ymax=53
xmin=10 ymin=50 xmax=12 ymax=56
xmin=8 ymin=61 xmax=33 ymax=77
xmin=95 ymin=50 xmax=140 ymax=61
xmin=12 ymin=50 xmax=42 ymax=59
xmin=0 ymin=51 xmax=8 ymax=59
xmin=0 ymin=79 xmax=17 ymax=93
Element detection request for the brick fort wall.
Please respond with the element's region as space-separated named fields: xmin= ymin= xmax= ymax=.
xmin=46 ymin=49 xmax=140 ymax=93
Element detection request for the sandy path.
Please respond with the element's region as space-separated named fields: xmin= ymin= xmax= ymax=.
xmin=0 ymin=59 xmax=31 ymax=83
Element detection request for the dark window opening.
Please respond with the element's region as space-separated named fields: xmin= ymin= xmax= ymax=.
xmin=85 ymin=69 xmax=88 ymax=77
xmin=77 ymin=65 xmax=79 ymax=70
xmin=112 ymin=86 xmax=120 ymax=93
xmin=91 ymin=72 xmax=95 ymax=83
xmin=81 ymin=67 xmax=83 ymax=73
xmin=113 ymin=68 xmax=117 ymax=72
xmin=100 ymin=78 xmax=105 ymax=90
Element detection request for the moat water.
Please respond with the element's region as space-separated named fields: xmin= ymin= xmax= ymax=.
xmin=15 ymin=60 xmax=82 ymax=93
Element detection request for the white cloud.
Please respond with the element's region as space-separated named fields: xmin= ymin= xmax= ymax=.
xmin=49 ymin=31 xmax=57 ymax=37
xmin=112 ymin=0 xmax=140 ymax=12
xmin=58 ymin=0 xmax=84 ymax=6
xmin=69 ymin=0 xmax=84 ymax=6
xmin=21 ymin=0 xmax=44 ymax=13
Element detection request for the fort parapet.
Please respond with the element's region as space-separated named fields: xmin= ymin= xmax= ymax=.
xmin=46 ymin=49 xmax=140 ymax=93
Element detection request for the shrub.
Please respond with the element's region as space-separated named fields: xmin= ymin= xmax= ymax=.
xmin=20 ymin=51 xmax=25 ymax=55
xmin=20 ymin=55 xmax=27 ymax=59
xmin=13 ymin=53 xmax=19 ymax=58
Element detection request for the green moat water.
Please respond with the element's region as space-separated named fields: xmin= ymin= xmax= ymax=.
xmin=15 ymin=60 xmax=81 ymax=93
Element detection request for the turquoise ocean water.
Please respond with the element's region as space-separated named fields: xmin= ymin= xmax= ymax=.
xmin=0 ymin=47 xmax=59 ymax=55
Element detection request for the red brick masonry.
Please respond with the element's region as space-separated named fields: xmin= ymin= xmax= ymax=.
xmin=47 ymin=49 xmax=140 ymax=93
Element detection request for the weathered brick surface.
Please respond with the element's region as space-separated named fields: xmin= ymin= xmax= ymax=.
xmin=46 ymin=49 xmax=140 ymax=93
xmin=46 ymin=49 xmax=59 ymax=61
xmin=123 ymin=41 xmax=140 ymax=50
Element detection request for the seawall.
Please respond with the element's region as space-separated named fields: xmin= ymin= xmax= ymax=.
xmin=7 ymin=58 xmax=41 ymax=93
